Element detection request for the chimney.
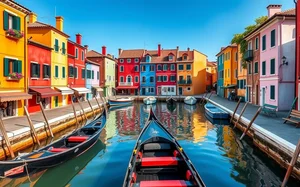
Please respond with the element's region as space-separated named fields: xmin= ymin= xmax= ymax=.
xmin=158 ymin=44 xmax=161 ymax=56
xmin=187 ymin=47 xmax=190 ymax=52
xmin=29 ymin=12 xmax=37 ymax=23
xmin=102 ymin=46 xmax=107 ymax=56
xmin=176 ymin=46 xmax=179 ymax=50
xmin=55 ymin=16 xmax=64 ymax=32
xmin=267 ymin=5 xmax=282 ymax=18
xmin=76 ymin=34 xmax=82 ymax=45
xmin=118 ymin=48 xmax=122 ymax=56
xmin=84 ymin=45 xmax=88 ymax=53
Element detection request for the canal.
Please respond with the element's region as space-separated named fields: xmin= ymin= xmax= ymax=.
xmin=1 ymin=102 xmax=299 ymax=187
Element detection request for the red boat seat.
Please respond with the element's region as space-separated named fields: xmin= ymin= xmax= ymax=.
xmin=67 ymin=136 xmax=88 ymax=143
xmin=48 ymin=147 xmax=68 ymax=153
xmin=186 ymin=170 xmax=193 ymax=181
xmin=141 ymin=157 xmax=180 ymax=167
xmin=138 ymin=180 xmax=194 ymax=187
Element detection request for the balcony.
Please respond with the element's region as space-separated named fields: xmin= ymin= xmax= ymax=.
xmin=178 ymin=79 xmax=192 ymax=85
xmin=119 ymin=82 xmax=133 ymax=86
xmin=244 ymin=50 xmax=253 ymax=62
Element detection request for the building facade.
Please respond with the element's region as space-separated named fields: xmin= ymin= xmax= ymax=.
xmin=296 ymin=1 xmax=300 ymax=110
xmin=206 ymin=61 xmax=217 ymax=92
xmin=85 ymin=59 xmax=100 ymax=100
xmin=140 ymin=53 xmax=156 ymax=96
xmin=0 ymin=1 xmax=31 ymax=118
xmin=237 ymin=44 xmax=247 ymax=100
xmin=217 ymin=53 xmax=224 ymax=97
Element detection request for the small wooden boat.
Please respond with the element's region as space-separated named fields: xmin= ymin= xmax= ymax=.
xmin=205 ymin=113 xmax=230 ymax=125
xmin=143 ymin=96 xmax=157 ymax=105
xmin=204 ymin=103 xmax=229 ymax=119
xmin=108 ymin=97 xmax=134 ymax=106
xmin=123 ymin=108 xmax=206 ymax=187
xmin=0 ymin=109 xmax=107 ymax=178
xmin=184 ymin=96 xmax=197 ymax=105
xmin=166 ymin=96 xmax=177 ymax=105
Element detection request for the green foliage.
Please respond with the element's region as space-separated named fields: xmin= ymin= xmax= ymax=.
xmin=231 ymin=15 xmax=268 ymax=69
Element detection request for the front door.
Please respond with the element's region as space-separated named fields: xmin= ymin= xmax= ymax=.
xmin=158 ymin=87 xmax=161 ymax=95
xmin=54 ymin=96 xmax=59 ymax=107
xmin=179 ymin=87 xmax=183 ymax=95
xmin=135 ymin=89 xmax=138 ymax=95
xmin=262 ymin=87 xmax=265 ymax=105
xmin=141 ymin=88 xmax=146 ymax=95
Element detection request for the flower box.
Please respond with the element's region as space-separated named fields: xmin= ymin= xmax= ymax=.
xmin=7 ymin=72 xmax=24 ymax=81
xmin=5 ymin=29 xmax=24 ymax=40
xmin=6 ymin=77 xmax=21 ymax=81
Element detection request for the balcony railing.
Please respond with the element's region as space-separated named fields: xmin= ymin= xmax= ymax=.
xmin=178 ymin=79 xmax=192 ymax=85
xmin=119 ymin=82 xmax=133 ymax=86
xmin=244 ymin=50 xmax=253 ymax=62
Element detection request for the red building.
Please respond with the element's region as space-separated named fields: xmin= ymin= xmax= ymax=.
xmin=296 ymin=1 xmax=300 ymax=109
xmin=67 ymin=34 xmax=90 ymax=103
xmin=27 ymin=40 xmax=61 ymax=113
xmin=117 ymin=49 xmax=144 ymax=95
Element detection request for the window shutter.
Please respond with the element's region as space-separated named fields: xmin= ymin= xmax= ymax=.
xmin=55 ymin=66 xmax=58 ymax=77
xmin=48 ymin=66 xmax=51 ymax=77
xmin=271 ymin=30 xmax=276 ymax=47
xmin=62 ymin=42 xmax=65 ymax=54
xmin=68 ymin=66 xmax=72 ymax=77
xmin=55 ymin=39 xmax=58 ymax=51
xmin=62 ymin=67 xmax=65 ymax=78
xmin=37 ymin=64 xmax=40 ymax=77
xmin=270 ymin=86 xmax=275 ymax=100
xmin=271 ymin=59 xmax=275 ymax=74
xmin=43 ymin=65 xmax=46 ymax=78
xmin=75 ymin=68 xmax=77 ymax=78
xmin=262 ymin=61 xmax=266 ymax=75
xmin=15 ymin=16 xmax=21 ymax=31
xmin=30 ymin=63 xmax=34 ymax=77
xmin=3 ymin=11 xmax=9 ymax=30
xmin=82 ymin=69 xmax=85 ymax=78
xmin=92 ymin=71 xmax=94 ymax=79
xmin=3 ymin=58 xmax=9 ymax=76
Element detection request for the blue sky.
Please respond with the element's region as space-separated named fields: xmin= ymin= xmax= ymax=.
xmin=18 ymin=0 xmax=295 ymax=61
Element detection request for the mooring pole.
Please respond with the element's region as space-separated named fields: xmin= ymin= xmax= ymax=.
xmin=207 ymin=92 xmax=213 ymax=100
xmin=240 ymin=107 xmax=262 ymax=140
xmin=0 ymin=117 xmax=15 ymax=158
xmin=94 ymin=96 xmax=101 ymax=110
xmin=281 ymin=139 xmax=300 ymax=187
xmin=87 ymin=99 xmax=96 ymax=118
xmin=39 ymin=102 xmax=54 ymax=138
xmin=76 ymin=96 xmax=88 ymax=121
xmin=230 ymin=97 xmax=242 ymax=123
xmin=200 ymin=92 xmax=208 ymax=105
xmin=233 ymin=102 xmax=248 ymax=129
xmin=71 ymin=98 xmax=80 ymax=127
xmin=24 ymin=106 xmax=40 ymax=145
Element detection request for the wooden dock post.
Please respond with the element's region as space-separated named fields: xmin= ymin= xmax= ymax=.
xmin=76 ymin=96 xmax=88 ymax=121
xmin=87 ymin=99 xmax=96 ymax=118
xmin=233 ymin=102 xmax=249 ymax=129
xmin=240 ymin=107 xmax=262 ymax=140
xmin=281 ymin=139 xmax=300 ymax=187
xmin=24 ymin=106 xmax=40 ymax=145
xmin=230 ymin=97 xmax=242 ymax=123
xmin=0 ymin=117 xmax=15 ymax=158
xmin=39 ymin=102 xmax=54 ymax=138
xmin=71 ymin=98 xmax=80 ymax=127
xmin=200 ymin=92 xmax=208 ymax=105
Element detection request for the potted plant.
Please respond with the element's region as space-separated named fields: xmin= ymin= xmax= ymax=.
xmin=5 ymin=29 xmax=24 ymax=39
xmin=7 ymin=72 xmax=24 ymax=81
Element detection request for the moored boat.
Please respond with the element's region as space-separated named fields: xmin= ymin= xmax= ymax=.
xmin=108 ymin=97 xmax=134 ymax=106
xmin=204 ymin=102 xmax=229 ymax=119
xmin=143 ymin=96 xmax=157 ymax=105
xmin=123 ymin=108 xmax=206 ymax=187
xmin=0 ymin=109 xmax=107 ymax=178
xmin=166 ymin=96 xmax=177 ymax=105
xmin=184 ymin=96 xmax=197 ymax=105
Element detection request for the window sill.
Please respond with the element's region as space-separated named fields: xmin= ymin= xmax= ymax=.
xmin=31 ymin=77 xmax=39 ymax=80
xmin=43 ymin=78 xmax=50 ymax=80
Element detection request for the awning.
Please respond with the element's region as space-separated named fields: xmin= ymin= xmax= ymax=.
xmin=0 ymin=92 xmax=32 ymax=102
xmin=92 ymin=86 xmax=103 ymax=92
xmin=29 ymin=87 xmax=61 ymax=98
xmin=54 ymin=87 xmax=74 ymax=95
xmin=222 ymin=84 xmax=237 ymax=89
xmin=116 ymin=86 xmax=139 ymax=90
xmin=71 ymin=87 xmax=91 ymax=94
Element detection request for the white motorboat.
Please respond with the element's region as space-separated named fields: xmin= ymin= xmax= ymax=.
xmin=184 ymin=96 xmax=197 ymax=105
xmin=143 ymin=96 xmax=157 ymax=105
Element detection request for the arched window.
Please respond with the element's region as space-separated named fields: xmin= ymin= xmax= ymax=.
xmin=168 ymin=53 xmax=174 ymax=61
xmin=126 ymin=75 xmax=132 ymax=82
xmin=157 ymin=64 xmax=162 ymax=71
xmin=146 ymin=55 xmax=151 ymax=63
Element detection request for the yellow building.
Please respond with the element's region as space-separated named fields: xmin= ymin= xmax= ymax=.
xmin=237 ymin=44 xmax=247 ymax=99
xmin=28 ymin=13 xmax=72 ymax=108
xmin=217 ymin=44 xmax=238 ymax=98
xmin=0 ymin=1 xmax=31 ymax=118
xmin=177 ymin=49 xmax=207 ymax=95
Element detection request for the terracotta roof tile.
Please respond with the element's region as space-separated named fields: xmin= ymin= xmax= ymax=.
xmin=177 ymin=51 xmax=194 ymax=61
xmin=145 ymin=49 xmax=178 ymax=63
xmin=28 ymin=21 xmax=69 ymax=38
xmin=207 ymin=61 xmax=217 ymax=67
xmin=119 ymin=49 xmax=144 ymax=58
xmin=87 ymin=50 xmax=102 ymax=57
xmin=216 ymin=44 xmax=237 ymax=56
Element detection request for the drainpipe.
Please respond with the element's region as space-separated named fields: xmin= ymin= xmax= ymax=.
xmin=24 ymin=12 xmax=30 ymax=107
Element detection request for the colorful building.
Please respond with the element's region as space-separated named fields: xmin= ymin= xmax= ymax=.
xmin=237 ymin=44 xmax=247 ymax=100
xmin=206 ymin=61 xmax=217 ymax=92
xmin=67 ymin=34 xmax=90 ymax=102
xmin=0 ymin=1 xmax=31 ymax=118
xmin=245 ymin=5 xmax=295 ymax=110
xmin=85 ymin=59 xmax=100 ymax=100
xmin=140 ymin=51 xmax=156 ymax=96
xmin=28 ymin=13 xmax=73 ymax=108
xmin=27 ymin=40 xmax=61 ymax=113
xmin=217 ymin=53 xmax=224 ymax=97
xmin=117 ymin=49 xmax=144 ymax=95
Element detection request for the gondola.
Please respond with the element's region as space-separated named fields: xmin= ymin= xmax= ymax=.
xmin=166 ymin=96 xmax=177 ymax=105
xmin=0 ymin=109 xmax=107 ymax=178
xmin=123 ymin=108 xmax=205 ymax=187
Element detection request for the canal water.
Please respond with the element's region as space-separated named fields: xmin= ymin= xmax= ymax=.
xmin=1 ymin=102 xmax=299 ymax=187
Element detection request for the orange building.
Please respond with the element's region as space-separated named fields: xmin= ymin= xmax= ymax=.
xmin=206 ymin=61 xmax=217 ymax=91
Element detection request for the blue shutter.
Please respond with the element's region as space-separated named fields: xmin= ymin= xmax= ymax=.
xmin=3 ymin=58 xmax=9 ymax=76
xmin=3 ymin=11 xmax=9 ymax=30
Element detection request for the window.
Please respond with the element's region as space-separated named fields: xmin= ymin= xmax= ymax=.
xmin=75 ymin=48 xmax=78 ymax=59
xmin=146 ymin=55 xmax=151 ymax=63
xmin=270 ymin=59 xmax=275 ymax=74
xmin=235 ymin=52 xmax=238 ymax=61
xmin=43 ymin=64 xmax=50 ymax=78
xmin=163 ymin=64 xmax=168 ymax=71
xmin=127 ymin=59 xmax=131 ymax=63
xmin=248 ymin=63 xmax=251 ymax=74
xmin=81 ymin=51 xmax=84 ymax=61
xmin=170 ymin=64 xmax=175 ymax=71
xmin=3 ymin=11 xmax=21 ymax=31
xmin=120 ymin=59 xmax=124 ymax=63
xmin=228 ymin=68 xmax=230 ymax=77
xmin=157 ymin=76 xmax=162 ymax=82
xmin=62 ymin=42 xmax=66 ymax=54
xmin=69 ymin=66 xmax=74 ymax=77
xmin=235 ymin=69 xmax=238 ymax=79
xmin=54 ymin=39 xmax=59 ymax=52
xmin=270 ymin=85 xmax=275 ymax=100
xmin=150 ymin=65 xmax=155 ymax=72
xmin=92 ymin=70 xmax=94 ymax=79
xmin=271 ymin=29 xmax=276 ymax=47
xmin=187 ymin=87 xmax=191 ymax=91
xmin=55 ymin=65 xmax=59 ymax=77
xmin=30 ymin=63 xmax=40 ymax=78
xmin=150 ymin=77 xmax=154 ymax=83
xmin=82 ymin=69 xmax=85 ymax=79
xmin=142 ymin=76 xmax=146 ymax=83
xmin=120 ymin=76 xmax=124 ymax=82
xmin=163 ymin=76 xmax=168 ymax=82
xmin=135 ymin=76 xmax=139 ymax=83
xmin=157 ymin=64 xmax=162 ymax=71
xmin=262 ymin=61 xmax=266 ymax=75
xmin=186 ymin=64 xmax=191 ymax=70
xmin=127 ymin=76 xmax=132 ymax=82
xmin=134 ymin=65 xmax=139 ymax=72
xmin=120 ymin=66 xmax=124 ymax=72
xmin=150 ymin=87 xmax=154 ymax=93
xmin=74 ymin=67 xmax=78 ymax=78
xmin=178 ymin=64 xmax=184 ymax=70
xmin=255 ymin=37 xmax=259 ymax=50
xmin=170 ymin=75 xmax=176 ymax=82
xmin=97 ymin=71 xmax=99 ymax=80
xmin=62 ymin=67 xmax=66 ymax=78
xmin=87 ymin=70 xmax=91 ymax=79
xmin=254 ymin=62 xmax=258 ymax=73
xmin=183 ymin=55 xmax=187 ymax=60
xmin=248 ymin=41 xmax=252 ymax=50
xmin=169 ymin=55 xmax=173 ymax=61
xmin=179 ymin=75 xmax=184 ymax=81
xmin=262 ymin=35 xmax=266 ymax=51
xmin=187 ymin=75 xmax=191 ymax=82
xmin=141 ymin=65 xmax=146 ymax=72
xmin=135 ymin=58 xmax=139 ymax=63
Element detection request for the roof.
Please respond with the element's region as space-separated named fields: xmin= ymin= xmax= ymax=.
xmin=144 ymin=49 xmax=178 ymax=63
xmin=1 ymin=0 xmax=31 ymax=14
xmin=68 ymin=40 xmax=85 ymax=49
xmin=28 ymin=40 xmax=53 ymax=50
xmin=207 ymin=61 xmax=217 ymax=67
xmin=244 ymin=8 xmax=295 ymax=40
xmin=178 ymin=51 xmax=194 ymax=61
xmin=28 ymin=21 xmax=69 ymax=38
xmin=216 ymin=44 xmax=237 ymax=57
xmin=87 ymin=50 xmax=116 ymax=61
xmin=86 ymin=59 xmax=99 ymax=66
xmin=119 ymin=49 xmax=145 ymax=58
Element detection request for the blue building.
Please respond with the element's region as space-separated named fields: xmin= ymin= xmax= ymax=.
xmin=216 ymin=54 xmax=224 ymax=97
xmin=140 ymin=54 xmax=156 ymax=95
xmin=85 ymin=59 xmax=100 ymax=100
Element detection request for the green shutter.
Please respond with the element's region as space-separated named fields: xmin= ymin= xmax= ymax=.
xmin=55 ymin=66 xmax=58 ymax=77
xmin=82 ymin=69 xmax=85 ymax=78
xmin=3 ymin=11 xmax=9 ymax=30
xmin=270 ymin=59 xmax=275 ymax=74
xmin=48 ymin=66 xmax=51 ymax=77
xmin=270 ymin=85 xmax=275 ymax=100
xmin=262 ymin=35 xmax=266 ymax=50
xmin=15 ymin=16 xmax=20 ymax=31
xmin=3 ymin=58 xmax=9 ymax=76
xmin=255 ymin=62 xmax=258 ymax=73
xmin=271 ymin=30 xmax=276 ymax=47
xmin=92 ymin=71 xmax=94 ymax=79
xmin=55 ymin=39 xmax=59 ymax=51
xmin=62 ymin=67 xmax=65 ymax=78
xmin=62 ymin=42 xmax=65 ymax=54
xmin=68 ymin=66 xmax=72 ymax=77
xmin=12 ymin=60 xmax=18 ymax=72
xmin=17 ymin=60 xmax=22 ymax=74
xmin=43 ymin=65 xmax=46 ymax=78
